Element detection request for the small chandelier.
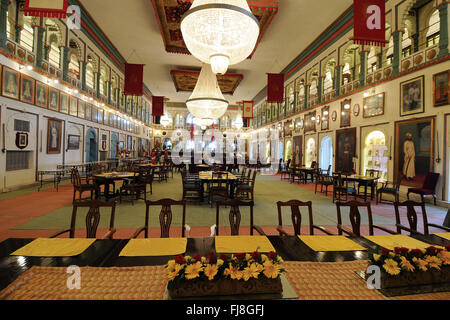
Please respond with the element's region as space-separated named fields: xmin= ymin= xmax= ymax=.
xmin=234 ymin=113 xmax=244 ymax=130
xmin=181 ymin=0 xmax=260 ymax=75
xmin=186 ymin=63 xmax=228 ymax=122
xmin=193 ymin=117 xmax=214 ymax=127
xmin=160 ymin=114 xmax=171 ymax=127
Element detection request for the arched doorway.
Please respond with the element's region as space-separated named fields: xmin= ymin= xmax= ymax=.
xmin=362 ymin=130 xmax=388 ymax=179
xmin=278 ymin=141 xmax=284 ymax=161
xmin=305 ymin=137 xmax=316 ymax=167
xmin=319 ymin=136 xmax=333 ymax=173
xmin=284 ymin=140 xmax=292 ymax=162
xmin=85 ymin=128 xmax=98 ymax=163
xmin=110 ymin=133 xmax=119 ymax=158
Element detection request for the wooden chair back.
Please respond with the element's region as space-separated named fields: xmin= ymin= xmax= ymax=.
xmin=336 ymin=200 xmax=375 ymax=236
xmin=215 ymin=200 xmax=254 ymax=236
xmin=393 ymin=201 xmax=429 ymax=235
xmin=144 ymin=199 xmax=187 ymax=238
xmin=277 ymin=200 xmax=315 ymax=235
xmin=365 ymin=169 xmax=380 ymax=178
xmin=71 ymin=168 xmax=82 ymax=188
xmin=69 ymin=200 xmax=116 ymax=238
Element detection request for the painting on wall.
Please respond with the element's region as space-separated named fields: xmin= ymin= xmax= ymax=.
xmin=2 ymin=66 xmax=19 ymax=100
xmin=59 ymin=92 xmax=69 ymax=114
xmin=335 ymin=128 xmax=356 ymax=174
xmin=284 ymin=120 xmax=293 ymax=137
xmin=69 ymin=97 xmax=78 ymax=116
xmin=340 ymin=99 xmax=351 ymax=128
xmin=20 ymin=74 xmax=35 ymax=104
xmin=47 ymin=118 xmax=62 ymax=154
xmin=293 ymin=135 xmax=303 ymax=166
xmin=321 ymin=106 xmax=329 ymax=131
xmin=67 ymin=135 xmax=80 ymax=150
xmin=85 ymin=103 xmax=92 ymax=121
xmin=304 ymin=111 xmax=316 ymax=133
xmin=35 ymin=81 xmax=48 ymax=108
xmin=77 ymin=100 xmax=85 ymax=119
xmin=395 ymin=117 xmax=434 ymax=187
xmin=433 ymin=70 xmax=449 ymax=107
xmin=363 ymin=93 xmax=385 ymax=118
xmin=48 ymin=88 xmax=59 ymax=111
xmin=400 ymin=76 xmax=424 ymax=116
xmin=92 ymin=107 xmax=98 ymax=123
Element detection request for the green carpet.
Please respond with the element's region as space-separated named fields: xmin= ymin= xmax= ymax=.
xmin=14 ymin=174 xmax=396 ymax=230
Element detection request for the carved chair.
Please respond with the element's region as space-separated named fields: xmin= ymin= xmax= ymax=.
xmin=235 ymin=169 xmax=257 ymax=202
xmin=407 ymin=172 xmax=440 ymax=205
xmin=377 ymin=173 xmax=403 ymax=204
xmin=209 ymin=171 xmax=230 ymax=207
xmin=71 ymin=168 xmax=98 ymax=202
xmin=332 ymin=172 xmax=357 ymax=203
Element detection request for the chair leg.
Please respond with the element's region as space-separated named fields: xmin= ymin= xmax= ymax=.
xmin=434 ymin=194 xmax=437 ymax=205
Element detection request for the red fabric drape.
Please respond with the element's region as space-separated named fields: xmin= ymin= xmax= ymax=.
xmin=190 ymin=124 xmax=194 ymax=140
xmin=24 ymin=0 xmax=68 ymax=18
xmin=124 ymin=64 xmax=144 ymax=96
xmin=243 ymin=101 xmax=254 ymax=119
xmin=353 ymin=0 xmax=387 ymax=47
xmin=152 ymin=96 xmax=164 ymax=117
xmin=267 ymin=73 xmax=284 ymax=103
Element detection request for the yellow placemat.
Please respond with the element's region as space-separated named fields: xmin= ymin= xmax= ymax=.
xmin=364 ymin=235 xmax=433 ymax=250
xmin=298 ymin=236 xmax=367 ymax=252
xmin=435 ymin=233 xmax=450 ymax=241
xmin=11 ymin=238 xmax=96 ymax=257
xmin=119 ymin=238 xmax=188 ymax=257
xmin=215 ymin=236 xmax=275 ymax=253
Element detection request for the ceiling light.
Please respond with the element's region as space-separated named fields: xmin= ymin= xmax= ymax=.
xmin=181 ymin=0 xmax=260 ymax=75
xmin=194 ymin=117 xmax=214 ymax=127
xmin=186 ymin=63 xmax=228 ymax=121
xmin=234 ymin=115 xmax=243 ymax=130
xmin=160 ymin=114 xmax=171 ymax=127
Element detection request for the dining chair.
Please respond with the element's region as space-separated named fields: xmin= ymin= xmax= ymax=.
xmin=332 ymin=172 xmax=357 ymax=203
xmin=71 ymin=168 xmax=98 ymax=202
xmin=393 ymin=200 xmax=450 ymax=236
xmin=358 ymin=169 xmax=380 ymax=197
xmin=119 ymin=171 xmax=147 ymax=205
xmin=181 ymin=169 xmax=202 ymax=202
xmin=212 ymin=200 xmax=264 ymax=236
xmin=377 ymin=173 xmax=403 ymax=204
xmin=235 ymin=169 xmax=257 ymax=202
xmin=314 ymin=169 xmax=333 ymax=195
xmin=209 ymin=171 xmax=230 ymax=207
xmin=276 ymin=200 xmax=334 ymax=236
xmin=132 ymin=199 xmax=190 ymax=238
xmin=50 ymin=200 xmax=116 ymax=239
xmin=290 ymin=166 xmax=304 ymax=184
xmin=407 ymin=172 xmax=440 ymax=205
xmin=280 ymin=159 xmax=291 ymax=180
xmin=335 ymin=200 xmax=397 ymax=236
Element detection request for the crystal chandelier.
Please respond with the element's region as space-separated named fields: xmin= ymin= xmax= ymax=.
xmin=181 ymin=0 xmax=260 ymax=75
xmin=186 ymin=63 xmax=228 ymax=122
xmin=160 ymin=114 xmax=171 ymax=127
xmin=234 ymin=113 xmax=243 ymax=130
xmin=193 ymin=117 xmax=214 ymax=127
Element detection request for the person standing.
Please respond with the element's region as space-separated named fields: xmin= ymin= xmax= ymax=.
xmin=403 ymin=133 xmax=415 ymax=180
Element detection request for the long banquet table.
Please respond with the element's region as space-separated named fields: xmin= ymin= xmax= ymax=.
xmin=0 ymin=234 xmax=449 ymax=299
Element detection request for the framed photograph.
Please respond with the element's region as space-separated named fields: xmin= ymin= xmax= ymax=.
xmin=77 ymin=100 xmax=85 ymax=119
xmin=336 ymin=127 xmax=356 ymax=174
xmin=47 ymin=118 xmax=62 ymax=154
xmin=48 ymin=88 xmax=59 ymax=111
xmin=400 ymin=76 xmax=424 ymax=116
xmin=2 ymin=66 xmax=19 ymax=99
xmin=20 ymin=74 xmax=35 ymax=104
xmin=105 ymin=111 xmax=110 ymax=126
xmin=340 ymin=99 xmax=351 ymax=128
xmin=321 ymin=106 xmax=329 ymax=131
xmin=395 ymin=117 xmax=434 ymax=187
xmin=16 ymin=132 xmax=28 ymax=149
xmin=85 ymin=103 xmax=92 ymax=121
xmin=67 ymin=134 xmax=80 ymax=150
xmin=353 ymin=104 xmax=360 ymax=117
xmin=331 ymin=110 xmax=337 ymax=122
xmin=433 ymin=70 xmax=449 ymax=106
xmin=284 ymin=120 xmax=293 ymax=137
xmin=69 ymin=96 xmax=78 ymax=116
xmin=98 ymin=109 xmax=104 ymax=124
xmin=363 ymin=93 xmax=385 ymax=118
xmin=35 ymin=81 xmax=48 ymax=108
xmin=92 ymin=107 xmax=98 ymax=123
xmin=293 ymin=135 xmax=303 ymax=166
xmin=59 ymin=92 xmax=69 ymax=114
xmin=304 ymin=111 xmax=316 ymax=133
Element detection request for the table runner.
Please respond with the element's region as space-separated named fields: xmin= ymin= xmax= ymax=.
xmin=364 ymin=235 xmax=435 ymax=250
xmin=119 ymin=238 xmax=188 ymax=257
xmin=2 ymin=261 xmax=449 ymax=300
xmin=215 ymin=236 xmax=276 ymax=253
xmin=298 ymin=236 xmax=367 ymax=252
xmin=10 ymin=238 xmax=96 ymax=257
xmin=435 ymin=233 xmax=450 ymax=241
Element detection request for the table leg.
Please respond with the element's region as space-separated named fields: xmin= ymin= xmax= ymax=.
xmin=364 ymin=183 xmax=368 ymax=202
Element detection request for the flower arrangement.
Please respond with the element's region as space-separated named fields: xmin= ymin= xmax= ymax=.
xmin=368 ymin=245 xmax=450 ymax=276
xmin=166 ymin=251 xmax=285 ymax=297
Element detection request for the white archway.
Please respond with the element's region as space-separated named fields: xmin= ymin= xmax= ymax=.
xmin=319 ymin=136 xmax=333 ymax=174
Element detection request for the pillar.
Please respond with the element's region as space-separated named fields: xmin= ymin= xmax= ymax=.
xmin=35 ymin=25 xmax=45 ymax=68
xmin=80 ymin=61 xmax=87 ymax=91
xmin=107 ymin=81 xmax=112 ymax=105
xmin=14 ymin=24 xmax=21 ymax=44
xmin=317 ymin=76 xmax=324 ymax=103
xmin=335 ymin=65 xmax=342 ymax=96
xmin=304 ymin=84 xmax=310 ymax=110
xmin=0 ymin=0 xmax=8 ymax=49
xmin=95 ymin=71 xmax=100 ymax=98
xmin=392 ymin=30 xmax=403 ymax=75
xmin=411 ymin=33 xmax=419 ymax=53
xmin=61 ymin=46 xmax=69 ymax=81
xmin=438 ymin=2 xmax=449 ymax=58
xmin=359 ymin=49 xmax=368 ymax=88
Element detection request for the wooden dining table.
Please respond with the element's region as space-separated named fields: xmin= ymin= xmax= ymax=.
xmin=198 ymin=171 xmax=238 ymax=201
xmin=339 ymin=174 xmax=379 ymax=202
xmin=91 ymin=172 xmax=136 ymax=200
xmin=1 ymin=234 xmax=448 ymax=299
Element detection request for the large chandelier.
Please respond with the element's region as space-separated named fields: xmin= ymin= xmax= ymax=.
xmin=181 ymin=0 xmax=260 ymax=75
xmin=186 ymin=63 xmax=228 ymax=122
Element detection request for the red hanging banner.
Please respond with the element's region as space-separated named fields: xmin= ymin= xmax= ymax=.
xmin=24 ymin=0 xmax=68 ymax=18
xmin=267 ymin=73 xmax=284 ymax=103
xmin=152 ymin=96 xmax=164 ymax=117
xmin=124 ymin=64 xmax=144 ymax=96
xmin=242 ymin=101 xmax=254 ymax=119
xmin=353 ymin=0 xmax=387 ymax=47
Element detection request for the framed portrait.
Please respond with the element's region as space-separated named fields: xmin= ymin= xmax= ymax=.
xmin=69 ymin=97 xmax=78 ymax=116
xmin=353 ymin=104 xmax=360 ymax=117
xmin=77 ymin=100 xmax=85 ymax=119
xmin=48 ymin=88 xmax=59 ymax=111
xmin=67 ymin=134 xmax=80 ymax=150
xmin=363 ymin=93 xmax=385 ymax=118
xmin=2 ymin=66 xmax=19 ymax=99
xmin=35 ymin=81 xmax=48 ymax=108
xmin=98 ymin=109 xmax=104 ymax=124
xmin=400 ymin=76 xmax=424 ymax=116
xmin=331 ymin=110 xmax=337 ymax=122
xmin=395 ymin=117 xmax=434 ymax=187
xmin=47 ymin=118 xmax=62 ymax=154
xmin=294 ymin=117 xmax=301 ymax=133
xmin=85 ymin=103 xmax=92 ymax=121
xmin=433 ymin=70 xmax=449 ymax=107
xmin=304 ymin=111 xmax=316 ymax=133
xmin=340 ymin=99 xmax=351 ymax=128
xmin=284 ymin=120 xmax=293 ymax=137
xmin=20 ymin=74 xmax=35 ymax=104
xmin=321 ymin=106 xmax=330 ymax=131
xmin=92 ymin=107 xmax=98 ymax=123
xmin=293 ymin=135 xmax=303 ymax=166
xmin=335 ymin=127 xmax=356 ymax=174
xmin=59 ymin=92 xmax=69 ymax=114
xmin=105 ymin=111 xmax=110 ymax=126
